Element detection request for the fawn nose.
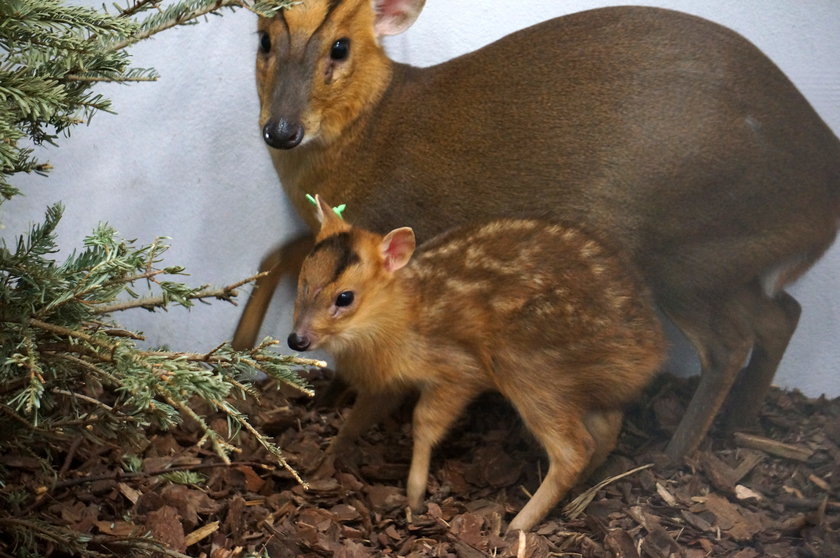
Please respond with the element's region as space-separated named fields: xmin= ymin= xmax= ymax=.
xmin=287 ymin=332 xmax=311 ymax=351
xmin=263 ymin=119 xmax=304 ymax=149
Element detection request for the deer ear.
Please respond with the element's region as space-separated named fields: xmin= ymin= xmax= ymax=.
xmin=372 ymin=0 xmax=425 ymax=37
xmin=380 ymin=227 xmax=415 ymax=272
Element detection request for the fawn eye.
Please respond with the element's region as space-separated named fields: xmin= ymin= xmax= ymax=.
xmin=335 ymin=291 xmax=354 ymax=307
xmin=330 ymin=38 xmax=350 ymax=60
xmin=258 ymin=31 xmax=271 ymax=54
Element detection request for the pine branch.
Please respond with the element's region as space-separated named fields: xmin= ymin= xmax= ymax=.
xmin=28 ymin=317 xmax=115 ymax=349
xmin=1 ymin=0 xmax=293 ymax=201
xmin=108 ymin=0 xmax=294 ymax=51
xmin=160 ymin=391 xmax=237 ymax=463
xmin=116 ymin=0 xmax=163 ymax=18
xmin=3 ymin=218 xmax=319 ymax=458
xmin=140 ymin=347 xmax=323 ymax=378
xmin=1 ymin=3 xmax=316 ymax=555
xmin=216 ymin=399 xmax=309 ymax=487
xmin=52 ymin=459 xmax=271 ymax=489
xmin=63 ymin=74 xmax=158 ymax=82
xmin=91 ymin=271 xmax=267 ymax=313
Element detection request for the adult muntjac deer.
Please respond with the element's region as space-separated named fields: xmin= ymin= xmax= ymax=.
xmin=235 ymin=0 xmax=840 ymax=460
xmin=288 ymin=195 xmax=665 ymax=532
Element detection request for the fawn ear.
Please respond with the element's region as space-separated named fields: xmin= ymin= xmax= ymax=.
xmin=372 ymin=0 xmax=425 ymax=37
xmin=380 ymin=227 xmax=415 ymax=272
xmin=314 ymin=195 xmax=347 ymax=236
xmin=314 ymin=195 xmax=334 ymax=225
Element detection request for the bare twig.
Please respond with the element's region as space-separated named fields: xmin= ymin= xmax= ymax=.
xmin=0 ymin=403 xmax=46 ymax=431
xmin=733 ymin=432 xmax=814 ymax=462
xmin=58 ymin=436 xmax=84 ymax=477
xmin=91 ymin=536 xmax=193 ymax=558
xmin=0 ymin=517 xmax=88 ymax=551
xmin=563 ymin=463 xmax=654 ymax=519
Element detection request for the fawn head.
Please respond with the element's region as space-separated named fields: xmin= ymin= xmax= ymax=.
xmin=288 ymin=195 xmax=416 ymax=352
xmin=256 ymin=0 xmax=426 ymax=149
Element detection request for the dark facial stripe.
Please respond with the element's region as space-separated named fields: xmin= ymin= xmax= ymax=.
xmin=312 ymin=232 xmax=360 ymax=283
xmin=276 ymin=1 xmax=340 ymax=42
xmin=312 ymin=0 xmax=348 ymax=38
xmin=277 ymin=7 xmax=289 ymax=35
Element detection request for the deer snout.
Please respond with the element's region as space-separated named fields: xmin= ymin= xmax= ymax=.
xmin=287 ymin=331 xmax=311 ymax=351
xmin=263 ymin=118 xmax=304 ymax=149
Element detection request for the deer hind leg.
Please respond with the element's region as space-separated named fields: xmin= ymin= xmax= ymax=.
xmin=663 ymin=291 xmax=756 ymax=460
xmin=723 ymin=289 xmax=801 ymax=431
xmin=407 ymin=382 xmax=480 ymax=513
xmin=232 ymin=233 xmax=314 ymax=350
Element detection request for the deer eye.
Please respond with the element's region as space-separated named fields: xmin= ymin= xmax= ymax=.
xmin=335 ymin=291 xmax=354 ymax=307
xmin=258 ymin=31 xmax=271 ymax=54
xmin=330 ymin=38 xmax=350 ymax=60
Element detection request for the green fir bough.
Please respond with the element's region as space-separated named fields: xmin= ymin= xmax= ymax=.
xmin=1 ymin=1 xmax=307 ymax=556
xmin=0 ymin=0 xmax=289 ymax=202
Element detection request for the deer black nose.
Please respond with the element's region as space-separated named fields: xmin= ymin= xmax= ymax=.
xmin=263 ymin=119 xmax=304 ymax=149
xmin=287 ymin=332 xmax=311 ymax=351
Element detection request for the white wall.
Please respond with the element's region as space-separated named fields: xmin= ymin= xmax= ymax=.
xmin=3 ymin=1 xmax=839 ymax=396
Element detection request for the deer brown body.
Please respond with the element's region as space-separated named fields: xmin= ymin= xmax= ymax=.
xmin=237 ymin=0 xmax=840 ymax=459
xmin=289 ymin=197 xmax=666 ymax=532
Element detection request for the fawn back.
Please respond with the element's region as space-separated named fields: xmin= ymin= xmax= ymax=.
xmin=289 ymin=196 xmax=666 ymax=531
xmin=245 ymin=1 xmax=840 ymax=458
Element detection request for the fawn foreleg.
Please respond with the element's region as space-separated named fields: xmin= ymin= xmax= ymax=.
xmin=407 ymin=382 xmax=481 ymax=512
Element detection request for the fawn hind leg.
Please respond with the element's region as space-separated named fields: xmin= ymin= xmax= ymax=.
xmin=505 ymin=394 xmax=597 ymax=532
xmin=581 ymin=408 xmax=623 ymax=480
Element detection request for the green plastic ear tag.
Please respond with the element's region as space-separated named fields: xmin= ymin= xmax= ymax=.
xmin=306 ymin=193 xmax=346 ymax=219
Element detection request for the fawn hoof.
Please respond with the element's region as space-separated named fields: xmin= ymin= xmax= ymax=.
xmin=406 ymin=482 xmax=428 ymax=514
xmin=408 ymin=497 xmax=426 ymax=515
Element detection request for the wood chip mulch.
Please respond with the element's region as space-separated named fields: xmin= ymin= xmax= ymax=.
xmin=2 ymin=371 xmax=838 ymax=557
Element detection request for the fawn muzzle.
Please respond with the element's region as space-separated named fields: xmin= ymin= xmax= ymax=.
xmin=287 ymin=331 xmax=311 ymax=351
